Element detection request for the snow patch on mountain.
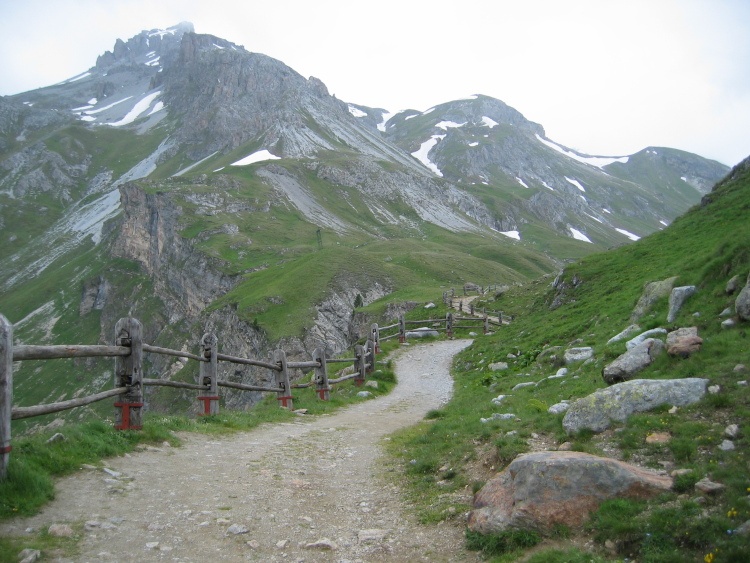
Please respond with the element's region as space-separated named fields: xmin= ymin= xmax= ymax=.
xmin=536 ymin=134 xmax=629 ymax=169
xmin=496 ymin=229 xmax=520 ymax=240
xmin=411 ymin=136 xmax=445 ymax=177
xmin=107 ymin=91 xmax=162 ymax=127
xmin=436 ymin=121 xmax=466 ymax=130
xmin=615 ymin=228 xmax=641 ymax=241
xmin=516 ymin=177 xmax=529 ymax=189
xmin=348 ymin=105 xmax=367 ymax=118
xmin=565 ymin=177 xmax=586 ymax=192
xmin=231 ymin=150 xmax=280 ymax=166
xmin=482 ymin=116 xmax=499 ymax=128
xmin=570 ymin=228 xmax=593 ymax=243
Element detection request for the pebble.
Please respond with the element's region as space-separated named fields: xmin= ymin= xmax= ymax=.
xmin=18 ymin=549 xmax=41 ymax=563
xmin=725 ymin=424 xmax=740 ymax=438
xmin=719 ymin=439 xmax=735 ymax=451
xmin=226 ymin=524 xmax=249 ymax=535
xmin=304 ymin=538 xmax=338 ymax=550
xmin=48 ymin=524 xmax=74 ymax=537
xmin=695 ymin=477 xmax=725 ymax=494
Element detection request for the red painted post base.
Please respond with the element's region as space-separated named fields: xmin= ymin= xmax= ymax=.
xmin=316 ymin=389 xmax=330 ymax=400
xmin=197 ymin=396 xmax=220 ymax=416
xmin=277 ymin=395 xmax=294 ymax=408
xmin=0 ymin=445 xmax=11 ymax=454
xmin=113 ymin=402 xmax=144 ymax=430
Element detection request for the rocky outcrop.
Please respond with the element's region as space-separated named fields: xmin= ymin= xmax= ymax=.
xmin=562 ymin=378 xmax=709 ymax=434
xmin=736 ymin=272 xmax=750 ymax=321
xmin=110 ymin=183 xmax=241 ymax=323
xmin=468 ymin=451 xmax=672 ymax=535
xmin=79 ymin=276 xmax=110 ymax=316
xmin=603 ymin=338 xmax=664 ymax=384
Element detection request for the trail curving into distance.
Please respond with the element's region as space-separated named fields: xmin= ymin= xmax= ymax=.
xmin=1 ymin=340 xmax=481 ymax=562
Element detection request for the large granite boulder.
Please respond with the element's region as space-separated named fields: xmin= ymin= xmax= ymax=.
xmin=468 ymin=451 xmax=672 ymax=535
xmin=563 ymin=378 xmax=709 ymax=434
xmin=603 ymin=338 xmax=664 ymax=384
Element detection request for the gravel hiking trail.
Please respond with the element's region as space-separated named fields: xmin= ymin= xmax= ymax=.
xmin=2 ymin=340 xmax=482 ymax=563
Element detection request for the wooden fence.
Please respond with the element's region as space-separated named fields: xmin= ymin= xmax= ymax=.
xmin=442 ymin=287 xmax=511 ymax=324
xmin=0 ymin=314 xmax=378 ymax=480
xmin=0 ymin=305 xmax=507 ymax=479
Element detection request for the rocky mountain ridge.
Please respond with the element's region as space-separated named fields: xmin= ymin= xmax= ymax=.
xmin=0 ymin=23 xmax=733 ymax=420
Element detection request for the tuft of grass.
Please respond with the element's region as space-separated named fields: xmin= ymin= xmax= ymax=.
xmin=465 ymin=528 xmax=540 ymax=556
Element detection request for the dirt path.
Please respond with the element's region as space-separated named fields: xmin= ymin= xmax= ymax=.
xmin=2 ymin=340 xmax=482 ymax=562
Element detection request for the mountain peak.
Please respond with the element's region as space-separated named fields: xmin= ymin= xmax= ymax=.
xmin=95 ymin=22 xmax=195 ymax=69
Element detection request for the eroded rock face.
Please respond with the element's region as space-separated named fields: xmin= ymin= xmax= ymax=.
xmin=468 ymin=451 xmax=672 ymax=535
xmin=563 ymin=378 xmax=709 ymax=434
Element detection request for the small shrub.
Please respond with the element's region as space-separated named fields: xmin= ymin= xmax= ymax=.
xmin=425 ymin=409 xmax=445 ymax=420
xmin=672 ymin=472 xmax=699 ymax=493
xmin=669 ymin=437 xmax=697 ymax=462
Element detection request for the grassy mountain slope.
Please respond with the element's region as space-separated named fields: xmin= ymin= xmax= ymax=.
xmin=387 ymin=157 xmax=750 ymax=561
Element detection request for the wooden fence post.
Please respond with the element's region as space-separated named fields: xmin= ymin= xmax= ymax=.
xmin=484 ymin=313 xmax=489 ymax=334
xmin=371 ymin=323 xmax=380 ymax=353
xmin=114 ymin=317 xmax=143 ymax=430
xmin=313 ymin=348 xmax=330 ymax=401
xmin=398 ymin=315 xmax=406 ymax=344
xmin=366 ymin=337 xmax=376 ymax=375
xmin=0 ymin=315 xmax=12 ymax=480
xmin=197 ymin=333 xmax=219 ymax=415
xmin=274 ymin=349 xmax=293 ymax=409
xmin=446 ymin=312 xmax=453 ymax=338
xmin=354 ymin=344 xmax=366 ymax=386
xmin=469 ymin=303 xmax=474 ymax=316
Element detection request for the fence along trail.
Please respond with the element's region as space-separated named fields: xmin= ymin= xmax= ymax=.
xmin=0 ymin=339 xmax=479 ymax=562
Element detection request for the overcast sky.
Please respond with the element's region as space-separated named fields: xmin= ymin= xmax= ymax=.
xmin=1 ymin=0 xmax=749 ymax=166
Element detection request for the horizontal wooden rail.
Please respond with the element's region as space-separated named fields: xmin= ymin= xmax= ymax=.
xmin=143 ymin=344 xmax=206 ymax=362
xmin=11 ymin=387 xmax=128 ymax=420
xmin=380 ymin=333 xmax=400 ymax=341
xmin=328 ymin=373 xmax=360 ymax=385
xmin=326 ymin=357 xmax=357 ymax=364
xmin=215 ymin=352 xmax=280 ymax=371
xmin=13 ymin=345 xmax=131 ymax=361
xmin=379 ymin=323 xmax=399 ymax=331
xmin=287 ymin=360 xmax=322 ymax=370
xmin=291 ymin=381 xmax=316 ymax=389
xmin=142 ymin=379 xmax=208 ymax=391
xmin=405 ymin=319 xmax=442 ymax=325
xmin=216 ymin=380 xmax=281 ymax=393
